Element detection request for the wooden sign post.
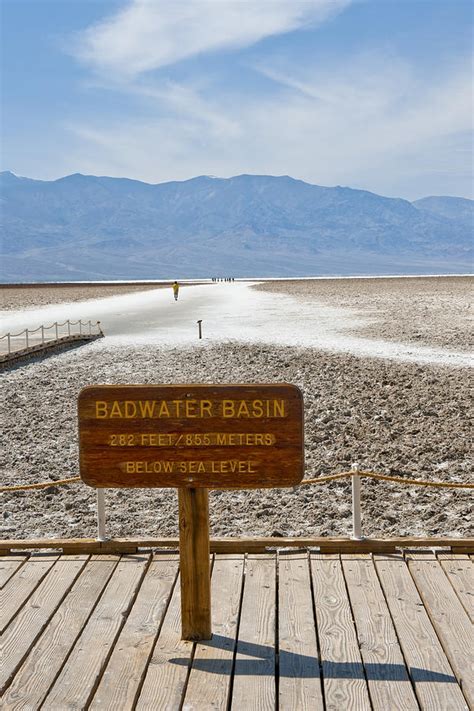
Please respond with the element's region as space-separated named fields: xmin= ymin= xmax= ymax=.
xmin=78 ymin=384 xmax=304 ymax=640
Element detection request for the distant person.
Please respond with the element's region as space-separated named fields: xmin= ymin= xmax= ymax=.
xmin=172 ymin=281 xmax=180 ymax=301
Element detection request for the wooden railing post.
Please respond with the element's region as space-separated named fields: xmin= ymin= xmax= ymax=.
xmin=351 ymin=463 xmax=362 ymax=540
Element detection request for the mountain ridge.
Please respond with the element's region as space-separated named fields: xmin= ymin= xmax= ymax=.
xmin=1 ymin=171 xmax=472 ymax=281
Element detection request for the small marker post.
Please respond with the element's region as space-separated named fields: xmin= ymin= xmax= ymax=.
xmin=197 ymin=320 xmax=203 ymax=339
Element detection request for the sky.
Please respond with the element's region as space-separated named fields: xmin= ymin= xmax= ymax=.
xmin=1 ymin=0 xmax=473 ymax=200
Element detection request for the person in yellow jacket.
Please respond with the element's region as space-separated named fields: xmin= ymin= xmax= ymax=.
xmin=172 ymin=281 xmax=180 ymax=301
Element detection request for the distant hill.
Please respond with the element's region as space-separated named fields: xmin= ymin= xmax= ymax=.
xmin=0 ymin=171 xmax=472 ymax=281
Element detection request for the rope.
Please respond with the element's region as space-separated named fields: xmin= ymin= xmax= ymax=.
xmin=0 ymin=470 xmax=472 ymax=493
xmin=302 ymin=469 xmax=474 ymax=489
xmin=0 ymin=476 xmax=81 ymax=492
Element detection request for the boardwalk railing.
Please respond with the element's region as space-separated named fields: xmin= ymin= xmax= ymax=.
xmin=0 ymin=319 xmax=103 ymax=356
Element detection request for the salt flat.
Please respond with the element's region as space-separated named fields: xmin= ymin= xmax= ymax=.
xmin=1 ymin=280 xmax=472 ymax=367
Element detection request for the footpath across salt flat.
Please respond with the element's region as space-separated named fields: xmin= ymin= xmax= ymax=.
xmin=1 ymin=281 xmax=471 ymax=367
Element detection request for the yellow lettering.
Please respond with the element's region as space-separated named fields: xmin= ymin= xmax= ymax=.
xmin=124 ymin=401 xmax=137 ymax=418
xmin=110 ymin=401 xmax=123 ymax=418
xmin=273 ymin=399 xmax=285 ymax=417
xmin=158 ymin=401 xmax=170 ymax=417
xmin=252 ymin=400 xmax=264 ymax=417
xmin=185 ymin=400 xmax=197 ymax=418
xmin=201 ymin=400 xmax=212 ymax=417
xmin=138 ymin=401 xmax=155 ymax=418
xmin=237 ymin=401 xmax=250 ymax=417
xmin=222 ymin=400 xmax=235 ymax=417
xmin=95 ymin=401 xmax=108 ymax=418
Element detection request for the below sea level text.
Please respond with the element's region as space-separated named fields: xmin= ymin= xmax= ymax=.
xmin=122 ymin=460 xmax=257 ymax=475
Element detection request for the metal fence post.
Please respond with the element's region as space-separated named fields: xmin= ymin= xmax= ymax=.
xmin=25 ymin=329 xmax=29 ymax=348
xmin=55 ymin=322 xmax=58 ymax=339
xmin=7 ymin=333 xmax=11 ymax=355
xmin=41 ymin=326 xmax=45 ymax=344
xmin=79 ymin=321 xmax=82 ymax=335
xmin=96 ymin=488 xmax=107 ymax=541
xmin=351 ymin=463 xmax=363 ymax=540
xmin=88 ymin=320 xmax=92 ymax=335
xmin=67 ymin=320 xmax=71 ymax=336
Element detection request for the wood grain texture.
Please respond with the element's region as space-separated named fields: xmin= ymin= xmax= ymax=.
xmin=407 ymin=553 xmax=474 ymax=708
xmin=0 ymin=555 xmax=88 ymax=694
xmin=184 ymin=554 xmax=245 ymax=709
xmin=310 ymin=554 xmax=371 ymax=711
xmin=342 ymin=555 xmax=418 ymax=711
xmin=437 ymin=553 xmax=474 ymax=622
xmin=89 ymin=554 xmax=179 ymax=710
xmin=0 ymin=553 xmax=59 ymax=633
xmin=278 ymin=551 xmax=324 ymax=711
xmin=179 ymin=487 xmax=211 ymax=640
xmin=375 ymin=554 xmax=468 ymax=711
xmin=231 ymin=554 xmax=276 ymax=711
xmin=135 ymin=571 xmax=196 ymax=710
xmin=1 ymin=555 xmax=119 ymax=711
xmin=78 ymin=383 xmax=304 ymax=489
xmin=42 ymin=553 xmax=150 ymax=710
xmin=0 ymin=555 xmax=28 ymax=588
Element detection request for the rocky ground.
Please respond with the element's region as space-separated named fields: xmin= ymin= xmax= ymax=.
xmin=255 ymin=276 xmax=473 ymax=352
xmin=1 ymin=337 xmax=472 ymax=541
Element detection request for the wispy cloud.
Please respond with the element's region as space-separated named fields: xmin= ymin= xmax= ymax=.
xmin=73 ymin=0 xmax=350 ymax=77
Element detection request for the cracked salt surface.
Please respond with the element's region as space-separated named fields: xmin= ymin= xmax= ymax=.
xmin=1 ymin=281 xmax=472 ymax=368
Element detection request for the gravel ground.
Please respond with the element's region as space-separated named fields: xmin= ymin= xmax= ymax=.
xmin=255 ymin=276 xmax=473 ymax=352
xmin=1 ymin=339 xmax=472 ymax=541
xmin=0 ymin=284 xmax=170 ymax=311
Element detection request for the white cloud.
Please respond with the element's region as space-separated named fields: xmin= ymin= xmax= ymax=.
xmin=73 ymin=0 xmax=350 ymax=77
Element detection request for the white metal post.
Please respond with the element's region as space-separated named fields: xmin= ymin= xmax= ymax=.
xmin=7 ymin=334 xmax=11 ymax=355
xmin=41 ymin=326 xmax=45 ymax=344
xmin=25 ymin=329 xmax=29 ymax=348
xmin=96 ymin=488 xmax=107 ymax=541
xmin=79 ymin=321 xmax=82 ymax=335
xmin=351 ymin=463 xmax=363 ymax=540
xmin=88 ymin=320 xmax=92 ymax=335
xmin=67 ymin=320 xmax=71 ymax=336
xmin=55 ymin=322 xmax=58 ymax=339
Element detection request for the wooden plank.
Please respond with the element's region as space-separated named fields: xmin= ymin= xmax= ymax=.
xmin=437 ymin=553 xmax=474 ymax=622
xmin=1 ymin=555 xmax=119 ymax=710
xmin=0 ymin=555 xmax=88 ymax=694
xmin=135 ymin=571 xmax=196 ymax=710
xmin=310 ymin=553 xmax=371 ymax=711
xmin=0 ymin=554 xmax=28 ymax=588
xmin=78 ymin=383 xmax=304 ymax=489
xmin=89 ymin=554 xmax=179 ymax=710
xmin=179 ymin=487 xmax=211 ymax=640
xmin=375 ymin=554 xmax=468 ymax=710
xmin=231 ymin=554 xmax=276 ymax=711
xmin=42 ymin=553 xmax=150 ymax=709
xmin=407 ymin=553 xmax=474 ymax=708
xmin=1 ymin=536 xmax=473 ymax=553
xmin=184 ymin=554 xmax=244 ymax=709
xmin=342 ymin=554 xmax=418 ymax=710
xmin=278 ymin=551 xmax=324 ymax=710
xmin=0 ymin=553 xmax=59 ymax=633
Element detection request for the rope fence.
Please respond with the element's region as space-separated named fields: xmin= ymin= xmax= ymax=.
xmin=2 ymin=468 xmax=471 ymax=542
xmin=0 ymin=319 xmax=103 ymax=356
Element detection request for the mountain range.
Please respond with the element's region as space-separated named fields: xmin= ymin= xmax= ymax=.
xmin=0 ymin=171 xmax=472 ymax=281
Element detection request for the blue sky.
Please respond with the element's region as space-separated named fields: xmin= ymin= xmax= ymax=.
xmin=1 ymin=0 xmax=472 ymax=199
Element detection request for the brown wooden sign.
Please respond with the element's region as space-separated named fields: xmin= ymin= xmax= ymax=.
xmin=78 ymin=384 xmax=304 ymax=489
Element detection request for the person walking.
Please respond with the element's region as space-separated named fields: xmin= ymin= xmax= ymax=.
xmin=172 ymin=281 xmax=180 ymax=301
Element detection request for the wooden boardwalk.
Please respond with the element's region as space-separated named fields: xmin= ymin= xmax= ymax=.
xmin=1 ymin=549 xmax=472 ymax=710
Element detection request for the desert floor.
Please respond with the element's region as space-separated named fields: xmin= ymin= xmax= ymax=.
xmin=1 ymin=276 xmax=472 ymax=541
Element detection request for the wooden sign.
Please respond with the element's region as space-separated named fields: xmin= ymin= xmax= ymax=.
xmin=78 ymin=384 xmax=304 ymax=489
